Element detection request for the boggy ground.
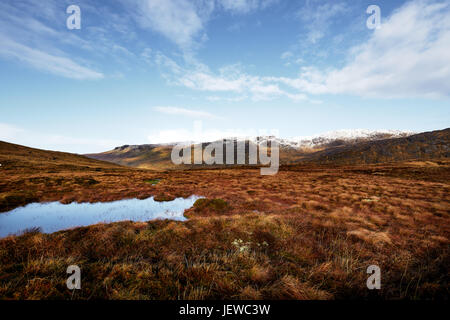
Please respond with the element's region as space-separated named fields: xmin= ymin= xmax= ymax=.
xmin=0 ymin=151 xmax=448 ymax=299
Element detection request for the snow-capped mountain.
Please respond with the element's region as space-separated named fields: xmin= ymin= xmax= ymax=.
xmin=86 ymin=128 xmax=448 ymax=168
xmin=110 ymin=129 xmax=414 ymax=151
xmin=249 ymin=129 xmax=414 ymax=149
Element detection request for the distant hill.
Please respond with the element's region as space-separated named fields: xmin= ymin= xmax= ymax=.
xmin=301 ymin=128 xmax=449 ymax=165
xmin=262 ymin=129 xmax=413 ymax=149
xmin=85 ymin=144 xmax=175 ymax=170
xmin=86 ymin=128 xmax=449 ymax=169
xmin=0 ymin=141 xmax=121 ymax=171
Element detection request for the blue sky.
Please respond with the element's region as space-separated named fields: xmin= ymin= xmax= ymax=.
xmin=0 ymin=0 xmax=449 ymax=153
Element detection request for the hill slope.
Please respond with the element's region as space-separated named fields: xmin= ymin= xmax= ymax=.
xmin=301 ymin=128 xmax=449 ymax=165
xmin=0 ymin=140 xmax=122 ymax=172
xmin=0 ymin=141 xmax=128 ymax=212
xmin=1 ymin=139 xmax=449 ymax=300
xmin=85 ymin=144 xmax=175 ymax=170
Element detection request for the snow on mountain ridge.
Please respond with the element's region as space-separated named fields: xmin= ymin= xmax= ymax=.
xmin=287 ymin=129 xmax=415 ymax=148
xmin=294 ymin=129 xmax=412 ymax=140
xmin=113 ymin=130 xmax=415 ymax=150
xmin=250 ymin=129 xmax=414 ymax=149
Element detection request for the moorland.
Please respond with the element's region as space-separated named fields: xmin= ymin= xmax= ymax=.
xmin=0 ymin=131 xmax=448 ymax=300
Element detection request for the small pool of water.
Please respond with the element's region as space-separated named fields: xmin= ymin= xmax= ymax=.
xmin=0 ymin=195 xmax=201 ymax=238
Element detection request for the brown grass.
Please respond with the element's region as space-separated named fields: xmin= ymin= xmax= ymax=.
xmin=0 ymin=142 xmax=449 ymax=300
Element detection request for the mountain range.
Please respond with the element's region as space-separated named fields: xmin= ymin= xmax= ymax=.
xmin=86 ymin=128 xmax=449 ymax=169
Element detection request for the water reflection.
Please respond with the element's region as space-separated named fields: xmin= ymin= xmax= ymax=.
xmin=0 ymin=196 xmax=201 ymax=238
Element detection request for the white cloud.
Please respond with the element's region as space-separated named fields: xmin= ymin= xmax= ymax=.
xmin=154 ymin=53 xmax=311 ymax=102
xmin=227 ymin=22 xmax=245 ymax=32
xmin=126 ymin=0 xmax=278 ymax=50
xmin=219 ymin=0 xmax=278 ymax=14
xmin=130 ymin=0 xmax=214 ymax=49
xmin=148 ymin=126 xmax=271 ymax=144
xmin=297 ymin=2 xmax=349 ymax=44
xmin=206 ymin=95 xmax=247 ymax=102
xmin=141 ymin=47 xmax=153 ymax=64
xmin=0 ymin=0 xmax=142 ymax=80
xmin=178 ymin=67 xmax=288 ymax=101
xmin=0 ymin=123 xmax=25 ymax=141
xmin=281 ymin=51 xmax=293 ymax=59
xmin=158 ymin=0 xmax=450 ymax=102
xmin=0 ymin=36 xmax=104 ymax=80
xmin=281 ymin=51 xmax=304 ymax=67
xmin=153 ymin=0 xmax=450 ymax=102
xmin=179 ymin=68 xmax=248 ymax=92
xmin=0 ymin=123 xmax=123 ymax=154
xmin=154 ymin=51 xmax=184 ymax=74
xmin=282 ymin=0 xmax=450 ymax=98
xmin=153 ymin=106 xmax=220 ymax=119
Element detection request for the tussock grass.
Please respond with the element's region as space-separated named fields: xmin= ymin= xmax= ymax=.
xmin=0 ymin=144 xmax=449 ymax=300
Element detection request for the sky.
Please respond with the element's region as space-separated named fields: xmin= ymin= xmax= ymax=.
xmin=0 ymin=0 xmax=449 ymax=153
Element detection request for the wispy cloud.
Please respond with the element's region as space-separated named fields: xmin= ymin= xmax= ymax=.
xmin=147 ymin=125 xmax=276 ymax=144
xmin=127 ymin=0 xmax=214 ymax=50
xmin=153 ymin=106 xmax=221 ymax=119
xmin=297 ymin=2 xmax=349 ymax=44
xmin=2 ymin=0 xmax=448 ymax=101
xmin=125 ymin=0 xmax=279 ymax=50
xmin=279 ymin=0 xmax=450 ymax=98
xmin=281 ymin=51 xmax=293 ymax=60
xmin=206 ymin=95 xmax=248 ymax=102
xmin=154 ymin=53 xmax=309 ymax=102
xmin=177 ymin=66 xmax=303 ymax=101
xmin=0 ymin=123 xmax=25 ymax=139
xmin=218 ymin=0 xmax=279 ymax=14
xmin=155 ymin=0 xmax=450 ymax=100
xmin=0 ymin=1 xmax=103 ymax=79
xmin=0 ymin=36 xmax=104 ymax=80
xmin=0 ymin=123 xmax=124 ymax=153
xmin=0 ymin=0 xmax=139 ymax=80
